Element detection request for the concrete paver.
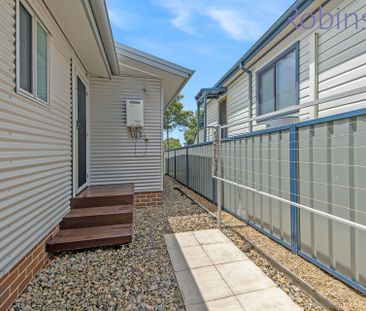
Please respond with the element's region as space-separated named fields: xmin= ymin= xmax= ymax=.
xmin=164 ymin=229 xmax=302 ymax=311
xmin=176 ymin=266 xmax=232 ymax=305
xmin=216 ymin=260 xmax=276 ymax=295
xmin=186 ymin=296 xmax=245 ymax=311
xmin=164 ymin=231 xmax=199 ymax=249
xmin=193 ymin=229 xmax=231 ymax=245
xmin=167 ymin=245 xmax=213 ymax=272
xmin=236 ymin=287 xmax=302 ymax=311
xmin=202 ymin=242 xmax=249 ymax=264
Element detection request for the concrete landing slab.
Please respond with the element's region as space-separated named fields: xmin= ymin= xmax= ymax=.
xmin=164 ymin=229 xmax=302 ymax=311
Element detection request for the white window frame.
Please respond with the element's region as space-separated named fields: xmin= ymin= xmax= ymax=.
xmin=256 ymin=42 xmax=299 ymax=117
xmin=16 ymin=0 xmax=50 ymax=106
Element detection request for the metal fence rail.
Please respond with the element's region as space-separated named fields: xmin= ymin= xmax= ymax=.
xmin=164 ymin=108 xmax=366 ymax=295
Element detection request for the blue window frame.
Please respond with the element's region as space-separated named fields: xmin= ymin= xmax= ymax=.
xmin=256 ymin=42 xmax=299 ymax=116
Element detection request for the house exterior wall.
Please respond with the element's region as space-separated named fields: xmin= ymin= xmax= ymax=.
xmin=0 ymin=0 xmax=88 ymax=308
xmin=89 ymin=76 xmax=163 ymax=193
xmin=134 ymin=191 xmax=163 ymax=208
xmin=205 ymin=0 xmax=366 ymax=139
xmin=0 ymin=225 xmax=59 ymax=311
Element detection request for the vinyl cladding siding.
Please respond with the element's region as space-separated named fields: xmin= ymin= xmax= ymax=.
xmin=316 ymin=0 xmax=366 ymax=116
xmin=0 ymin=0 xmax=75 ymax=275
xmin=206 ymin=0 xmax=366 ymax=136
xmin=89 ymin=76 xmax=163 ymax=192
xmin=227 ymin=74 xmax=250 ymax=136
xmin=207 ymin=99 xmax=218 ymax=126
xmin=206 ymin=99 xmax=218 ymax=141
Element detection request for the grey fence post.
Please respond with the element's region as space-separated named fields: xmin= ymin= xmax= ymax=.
xmin=213 ymin=125 xmax=222 ymax=227
xmin=174 ymin=150 xmax=177 ymax=179
xmin=186 ymin=147 xmax=189 ymax=186
xmin=167 ymin=151 xmax=170 ymax=176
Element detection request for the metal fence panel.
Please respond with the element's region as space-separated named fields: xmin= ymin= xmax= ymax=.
xmin=220 ymin=130 xmax=291 ymax=246
xmin=298 ymin=116 xmax=366 ymax=288
xmin=187 ymin=145 xmax=213 ymax=200
xmin=168 ymin=151 xmax=175 ymax=177
xmin=163 ymin=152 xmax=168 ymax=175
xmin=164 ymin=109 xmax=366 ymax=293
xmin=175 ymin=149 xmax=187 ymax=185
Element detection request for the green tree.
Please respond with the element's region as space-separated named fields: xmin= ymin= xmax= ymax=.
xmin=163 ymin=138 xmax=181 ymax=150
xmin=164 ymin=95 xmax=193 ymax=149
xmin=184 ymin=112 xmax=197 ymax=145
xmin=184 ymin=109 xmax=204 ymax=145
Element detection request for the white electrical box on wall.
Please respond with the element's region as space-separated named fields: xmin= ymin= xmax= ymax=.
xmin=126 ymin=100 xmax=144 ymax=127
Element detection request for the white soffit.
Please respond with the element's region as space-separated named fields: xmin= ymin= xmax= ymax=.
xmin=116 ymin=43 xmax=194 ymax=108
xmin=45 ymin=0 xmax=111 ymax=78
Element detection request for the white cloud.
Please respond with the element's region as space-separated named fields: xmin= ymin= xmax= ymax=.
xmin=152 ymin=0 xmax=200 ymax=35
xmin=206 ymin=9 xmax=262 ymax=41
xmin=107 ymin=1 xmax=141 ymax=31
xmin=153 ymin=0 xmax=293 ymax=42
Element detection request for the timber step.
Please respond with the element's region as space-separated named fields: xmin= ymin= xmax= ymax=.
xmin=47 ymin=184 xmax=135 ymax=253
xmin=60 ymin=205 xmax=133 ymax=229
xmin=47 ymin=224 xmax=133 ymax=253
xmin=71 ymin=184 xmax=134 ymax=208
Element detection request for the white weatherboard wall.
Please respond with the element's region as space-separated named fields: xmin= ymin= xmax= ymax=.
xmin=89 ymin=76 xmax=163 ymax=192
xmin=205 ymin=0 xmax=366 ymax=139
xmin=0 ymin=0 xmax=86 ymax=275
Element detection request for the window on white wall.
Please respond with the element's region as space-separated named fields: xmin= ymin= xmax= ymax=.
xmin=257 ymin=43 xmax=299 ymax=116
xmin=36 ymin=23 xmax=48 ymax=102
xmin=19 ymin=3 xmax=32 ymax=92
xmin=17 ymin=1 xmax=49 ymax=104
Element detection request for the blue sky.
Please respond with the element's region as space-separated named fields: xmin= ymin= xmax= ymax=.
xmin=106 ymin=0 xmax=294 ymax=143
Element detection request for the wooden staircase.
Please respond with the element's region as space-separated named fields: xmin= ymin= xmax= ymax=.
xmin=47 ymin=184 xmax=134 ymax=252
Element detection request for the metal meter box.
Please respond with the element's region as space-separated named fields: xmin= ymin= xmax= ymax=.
xmin=126 ymin=100 xmax=144 ymax=127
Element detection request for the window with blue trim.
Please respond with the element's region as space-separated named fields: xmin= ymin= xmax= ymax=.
xmin=257 ymin=43 xmax=299 ymax=115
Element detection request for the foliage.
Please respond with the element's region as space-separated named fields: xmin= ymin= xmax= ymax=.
xmin=163 ymin=138 xmax=181 ymax=150
xmin=184 ymin=111 xmax=198 ymax=145
xmin=163 ymin=94 xmax=193 ymax=149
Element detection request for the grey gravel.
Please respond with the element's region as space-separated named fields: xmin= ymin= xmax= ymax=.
xmin=12 ymin=177 xmax=321 ymax=310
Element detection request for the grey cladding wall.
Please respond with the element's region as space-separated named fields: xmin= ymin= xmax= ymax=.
xmin=89 ymin=76 xmax=163 ymax=192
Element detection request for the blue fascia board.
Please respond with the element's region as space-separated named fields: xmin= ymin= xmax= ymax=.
xmin=214 ymin=0 xmax=316 ymax=88
xmin=195 ymin=87 xmax=228 ymax=101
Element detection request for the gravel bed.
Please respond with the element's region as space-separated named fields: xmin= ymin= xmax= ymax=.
xmin=12 ymin=177 xmax=214 ymax=311
xmin=171 ymin=176 xmax=366 ymax=311
xmin=12 ymin=176 xmax=328 ymax=310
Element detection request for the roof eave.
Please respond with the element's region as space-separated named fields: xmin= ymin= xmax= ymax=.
xmin=87 ymin=0 xmax=120 ymax=76
xmin=116 ymin=43 xmax=194 ymax=78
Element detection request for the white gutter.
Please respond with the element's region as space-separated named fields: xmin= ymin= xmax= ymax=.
xmin=88 ymin=0 xmax=120 ymax=75
xmin=116 ymin=43 xmax=194 ymax=79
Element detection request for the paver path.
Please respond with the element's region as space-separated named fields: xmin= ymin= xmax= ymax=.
xmin=164 ymin=229 xmax=302 ymax=311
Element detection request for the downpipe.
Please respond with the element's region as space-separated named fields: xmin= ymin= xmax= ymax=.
xmin=239 ymin=63 xmax=253 ymax=132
